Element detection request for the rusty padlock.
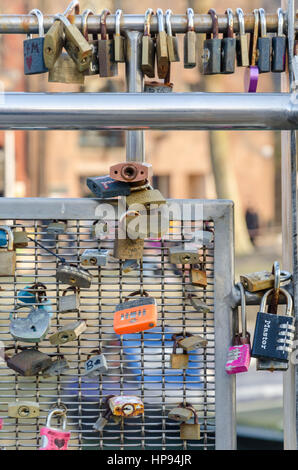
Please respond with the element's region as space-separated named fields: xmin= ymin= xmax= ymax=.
xmin=180 ymin=407 xmax=201 ymax=440
xmin=56 ymin=263 xmax=93 ymax=288
xmin=170 ymin=334 xmax=189 ymax=369
xmin=190 ymin=267 xmax=207 ymax=287
xmin=5 ymin=347 xmax=52 ymax=376
xmin=110 ymin=162 xmax=153 ymax=183
xmin=177 ymin=332 xmax=208 ymax=351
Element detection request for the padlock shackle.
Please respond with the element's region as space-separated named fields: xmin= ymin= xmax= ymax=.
xmin=82 ymin=9 xmax=96 ymax=40
xmin=87 ymin=348 xmax=102 ymax=359
xmin=171 ymin=334 xmax=188 ymax=355
xmin=46 ymin=408 xmax=67 ymax=430
xmin=236 ymin=282 xmax=248 ymax=339
xmin=62 ymin=285 xmax=80 ymax=296
xmin=156 ymin=9 xmax=165 ymax=33
xmin=28 ymin=9 xmax=44 ymax=38
xmin=225 ymin=8 xmax=234 ymax=38
xmin=115 ymin=9 xmax=123 ymax=37
xmin=63 ymin=0 xmax=80 ymax=17
xmin=165 ymin=10 xmax=173 ymax=37
xmin=277 ymin=8 xmax=284 ymax=37
xmin=124 ymin=290 xmax=149 ymax=301
xmin=54 ymin=13 xmax=72 ymax=29
xmin=208 ymin=9 xmax=219 ymax=39
xmin=184 ymin=405 xmax=199 ymax=425
xmin=0 ymin=226 xmax=14 ymax=252
xmin=30 ymin=282 xmax=48 ymax=302
xmin=272 ymin=261 xmax=281 ymax=290
xmin=259 ymin=8 xmax=267 ymax=38
xmin=251 ymin=9 xmax=259 ymax=67
xmin=144 ymin=8 xmax=154 ymax=37
xmin=186 ymin=8 xmax=195 ymax=32
xmin=260 ymin=287 xmax=293 ymax=316
xmin=236 ymin=8 xmax=245 ymax=35
xmin=100 ymin=9 xmax=110 ymax=40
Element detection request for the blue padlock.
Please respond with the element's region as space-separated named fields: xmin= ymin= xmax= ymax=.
xmin=0 ymin=227 xmax=9 ymax=247
xmin=17 ymin=283 xmax=52 ymax=319
xmin=86 ymin=176 xmax=131 ymax=198
xmin=24 ymin=9 xmax=48 ymax=75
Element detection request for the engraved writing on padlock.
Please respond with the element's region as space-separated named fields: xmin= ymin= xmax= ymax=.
xmin=84 ymin=350 xmax=108 ymax=377
xmin=114 ymin=290 xmax=158 ymax=335
xmin=56 ymin=263 xmax=93 ymax=288
xmin=24 ymin=9 xmax=48 ymax=75
xmin=87 ymin=175 xmax=131 ymax=198
xmin=110 ymin=162 xmax=153 ymax=183
xmin=180 ymin=407 xmax=200 ymax=441
xmin=8 ymin=401 xmax=40 ymax=419
xmin=169 ymin=246 xmax=200 ymax=265
xmin=6 ymin=349 xmax=52 ymax=376
xmin=49 ymin=320 xmax=87 ymax=345
xmin=170 ymin=335 xmax=189 ymax=369
xmin=240 ymin=270 xmax=291 ymax=292
xmin=80 ymin=249 xmax=109 ymax=267
xmin=13 ymin=226 xmax=29 ymax=249
xmin=40 ymin=408 xmax=70 ymax=451
xmin=42 ymin=357 xmax=70 ymax=378
xmin=178 ymin=333 xmax=208 ymax=351
xmin=168 ymin=405 xmax=193 ymax=422
xmin=59 ymin=287 xmax=80 ymax=313
xmin=10 ymin=306 xmax=51 ymax=343
xmin=108 ymin=396 xmax=144 ymax=417
xmin=0 ymin=226 xmax=16 ymax=277
xmin=47 ymin=220 xmax=67 ymax=235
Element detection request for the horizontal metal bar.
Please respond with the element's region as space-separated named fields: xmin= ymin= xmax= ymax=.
xmin=230 ymin=283 xmax=293 ymax=307
xmin=0 ymin=13 xmax=293 ymax=35
xmin=0 ymin=93 xmax=297 ymax=131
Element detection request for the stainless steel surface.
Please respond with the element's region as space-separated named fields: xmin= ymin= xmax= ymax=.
xmin=0 ymin=93 xmax=297 ymax=131
xmin=0 ymin=198 xmax=235 ymax=450
xmin=125 ymin=31 xmax=145 ymax=163
xmin=0 ymin=13 xmax=293 ymax=35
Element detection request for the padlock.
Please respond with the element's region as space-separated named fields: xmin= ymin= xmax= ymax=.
xmin=10 ymin=305 xmax=51 ymax=343
xmin=169 ymin=246 xmax=200 ymax=265
xmin=113 ymin=229 xmax=144 ymax=260
xmin=93 ymin=410 xmax=112 ymax=431
xmin=168 ymin=404 xmax=193 ymax=422
xmin=186 ymin=285 xmax=211 ymax=313
xmin=114 ymin=9 xmax=125 ymax=63
xmin=98 ymin=9 xmax=118 ymax=77
xmin=272 ymin=8 xmax=286 ymax=73
xmin=114 ymin=290 xmax=158 ymax=335
xmin=87 ymin=175 xmax=131 ymax=198
xmin=202 ymin=9 xmax=221 ymax=75
xmin=0 ymin=227 xmax=16 ymax=277
xmin=80 ymin=249 xmax=109 ymax=267
xmin=92 ymin=219 xmax=109 ymax=239
xmin=294 ymin=37 xmax=298 ymax=89
xmin=252 ymin=287 xmax=295 ymax=362
xmin=24 ymin=9 xmax=48 ymax=75
xmin=191 ymin=268 xmax=207 ymax=287
xmin=40 ymin=407 xmax=70 ymax=451
xmin=13 ymin=226 xmax=29 ymax=249
xmin=141 ymin=8 xmax=155 ymax=78
xmin=184 ymin=8 xmax=196 ymax=69
xmin=240 ymin=269 xmax=291 ymax=292
xmin=17 ymin=282 xmax=47 ymax=305
xmin=256 ymin=8 xmax=271 ymax=74
xmin=124 ymin=208 xmax=169 ymax=239
xmin=256 ymin=358 xmax=289 ymax=372
xmin=42 ymin=356 xmax=70 ymax=378
xmin=225 ymin=283 xmax=251 ymax=375
xmin=221 ymin=9 xmax=236 ymax=74
xmin=48 ymin=51 xmax=85 ymax=84
xmin=47 ymin=220 xmax=67 ymax=235
xmin=144 ymin=80 xmax=173 ymax=93
xmin=8 ymin=401 xmax=40 ymax=419
xmin=56 ymin=13 xmax=92 ymax=73
xmin=126 ymin=188 xmax=166 ymax=208
xmin=156 ymin=9 xmax=169 ymax=79
xmin=5 ymin=348 xmax=52 ymax=376
xmin=110 ymin=162 xmax=153 ymax=183
xmin=236 ymin=8 xmax=249 ymax=67
xmin=177 ymin=333 xmax=208 ymax=351
xmin=59 ymin=286 xmax=80 ymax=313
xmin=56 ymin=263 xmax=93 ymax=288
xmin=82 ymin=9 xmax=99 ymax=76
xmin=166 ymin=9 xmax=180 ymax=63
xmin=84 ymin=349 xmax=108 ymax=377
xmin=180 ymin=407 xmax=200 ymax=441
xmin=170 ymin=335 xmax=189 ymax=369
xmin=49 ymin=320 xmax=87 ymax=346
xmin=0 ymin=228 xmax=7 ymax=247
xmin=123 ymin=259 xmax=140 ymax=273
xmin=108 ymin=395 xmax=144 ymax=417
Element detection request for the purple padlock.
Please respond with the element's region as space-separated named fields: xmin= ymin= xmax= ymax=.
xmin=244 ymin=9 xmax=259 ymax=93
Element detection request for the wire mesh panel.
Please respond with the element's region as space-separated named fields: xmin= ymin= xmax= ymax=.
xmin=0 ymin=198 xmax=234 ymax=450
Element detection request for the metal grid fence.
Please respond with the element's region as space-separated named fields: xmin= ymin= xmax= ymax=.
xmin=0 ymin=198 xmax=234 ymax=450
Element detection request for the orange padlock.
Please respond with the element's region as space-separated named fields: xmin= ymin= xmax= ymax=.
xmin=113 ymin=290 xmax=158 ymax=335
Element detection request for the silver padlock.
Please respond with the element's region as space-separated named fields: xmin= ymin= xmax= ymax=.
xmin=168 ymin=404 xmax=194 ymax=422
xmin=59 ymin=286 xmax=80 ymax=313
xmin=0 ymin=226 xmax=16 ymax=277
xmin=10 ymin=305 xmax=51 ymax=343
xmin=47 ymin=220 xmax=67 ymax=235
xmin=84 ymin=349 xmax=108 ymax=377
xmin=80 ymin=249 xmax=109 ymax=267
xmin=56 ymin=263 xmax=93 ymax=288
xmin=42 ymin=356 xmax=70 ymax=378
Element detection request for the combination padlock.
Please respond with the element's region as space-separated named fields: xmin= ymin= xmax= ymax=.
xmin=272 ymin=8 xmax=286 ymax=73
xmin=141 ymin=8 xmax=155 ymax=78
xmin=252 ymin=287 xmax=295 ymax=362
xmin=13 ymin=226 xmax=29 ymax=249
xmin=240 ymin=269 xmax=291 ymax=292
xmin=56 ymin=263 xmax=93 ymax=288
xmin=221 ymin=9 xmax=236 ymax=74
xmin=40 ymin=407 xmax=71 ymax=451
xmin=87 ymin=175 xmax=131 ymax=198
xmin=0 ymin=226 xmax=16 ymax=277
xmin=42 ymin=356 xmax=70 ymax=378
xmin=114 ymin=290 xmax=158 ymax=335
xmin=8 ymin=401 xmax=40 ymax=419
xmin=170 ymin=334 xmax=189 ymax=369
xmin=180 ymin=407 xmax=201 ymax=441
xmin=5 ymin=348 xmax=52 ymax=376
xmin=108 ymin=395 xmax=144 ymax=417
xmin=110 ymin=162 xmax=153 ymax=183
xmin=84 ymin=349 xmax=108 ymax=377
xmin=59 ymin=286 xmax=80 ymax=313
xmin=47 ymin=220 xmax=67 ymax=235
xmin=49 ymin=320 xmax=87 ymax=346
xmin=80 ymin=249 xmax=109 ymax=267
xmin=24 ymin=9 xmax=48 ymax=75
xmin=168 ymin=404 xmax=194 ymax=422
xmin=98 ymin=9 xmax=118 ymax=77
xmin=225 ymin=283 xmax=251 ymax=375
xmin=169 ymin=246 xmax=200 ymax=265
xmin=10 ymin=305 xmax=51 ymax=343
xmin=202 ymin=9 xmax=221 ymax=75
xmin=177 ymin=332 xmax=208 ymax=351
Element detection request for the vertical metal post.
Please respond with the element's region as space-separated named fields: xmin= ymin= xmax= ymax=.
xmin=281 ymin=0 xmax=297 ymax=450
xmin=125 ymin=30 xmax=145 ymax=162
xmin=4 ymin=131 xmax=15 ymax=197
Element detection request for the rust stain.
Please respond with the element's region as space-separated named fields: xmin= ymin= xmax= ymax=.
xmin=67 ymin=14 xmax=75 ymax=25
xmin=21 ymin=18 xmax=31 ymax=33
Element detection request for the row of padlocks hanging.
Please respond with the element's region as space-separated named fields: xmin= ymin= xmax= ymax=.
xmin=23 ymin=1 xmax=289 ymax=92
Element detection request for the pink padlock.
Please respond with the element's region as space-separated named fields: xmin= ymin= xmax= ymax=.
xmin=225 ymin=282 xmax=251 ymax=375
xmin=40 ymin=408 xmax=70 ymax=451
xmin=0 ymin=418 xmax=3 ymax=430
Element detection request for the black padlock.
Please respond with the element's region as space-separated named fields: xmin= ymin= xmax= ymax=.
xmin=272 ymin=8 xmax=287 ymax=73
xmin=221 ymin=8 xmax=236 ymax=74
xmin=202 ymin=9 xmax=221 ymax=75
xmin=86 ymin=175 xmax=131 ymax=198
xmin=256 ymin=8 xmax=271 ymax=74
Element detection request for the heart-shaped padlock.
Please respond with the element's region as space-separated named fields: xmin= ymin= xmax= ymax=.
xmin=10 ymin=306 xmax=51 ymax=343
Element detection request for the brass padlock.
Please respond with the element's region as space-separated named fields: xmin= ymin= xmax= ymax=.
xmin=49 ymin=320 xmax=87 ymax=345
xmin=56 ymin=263 xmax=93 ymax=288
xmin=126 ymin=188 xmax=166 ymax=208
xmin=180 ymin=407 xmax=200 ymax=440
xmin=240 ymin=269 xmax=291 ymax=292
xmin=123 ymin=208 xmax=169 ymax=239
xmin=184 ymin=8 xmax=197 ymax=68
xmin=191 ymin=268 xmax=207 ymax=287
xmin=48 ymin=52 xmax=85 ymax=84
xmin=59 ymin=286 xmax=80 ymax=313
xmin=141 ymin=8 xmax=155 ymax=78
xmin=169 ymin=246 xmax=200 ymax=265
xmin=113 ymin=229 xmax=144 ymax=260
xmin=47 ymin=220 xmax=67 ymax=235
xmin=5 ymin=348 xmax=52 ymax=376
xmin=0 ymin=226 xmax=16 ymax=277
xmin=8 ymin=401 xmax=40 ymax=419
xmin=168 ymin=404 xmax=193 ymax=422
xmin=98 ymin=9 xmax=118 ymax=77
xmin=166 ymin=9 xmax=180 ymax=62
xmin=114 ymin=9 xmax=125 ymax=63
xmin=170 ymin=335 xmax=189 ymax=369
xmin=13 ymin=226 xmax=29 ymax=249
xmin=177 ymin=332 xmax=208 ymax=351
xmin=82 ymin=9 xmax=99 ymax=76
xmin=156 ymin=9 xmax=169 ymax=79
